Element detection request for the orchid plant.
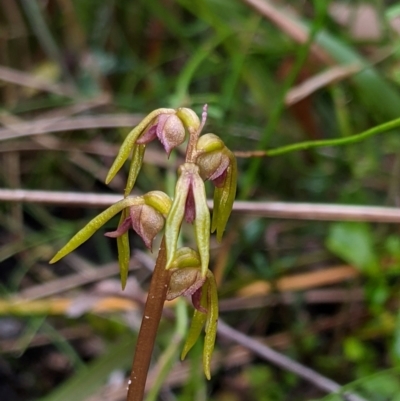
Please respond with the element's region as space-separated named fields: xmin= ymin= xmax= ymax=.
xmin=50 ymin=105 xmax=237 ymax=401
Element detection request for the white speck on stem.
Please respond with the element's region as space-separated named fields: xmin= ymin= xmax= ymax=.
xmin=145 ymin=315 xmax=149 ymax=319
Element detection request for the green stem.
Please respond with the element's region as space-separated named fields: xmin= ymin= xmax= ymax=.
xmin=127 ymin=237 xmax=171 ymax=401
xmin=263 ymin=116 xmax=400 ymax=157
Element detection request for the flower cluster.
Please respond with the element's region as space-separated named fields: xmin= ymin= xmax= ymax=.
xmin=50 ymin=105 xmax=237 ymax=379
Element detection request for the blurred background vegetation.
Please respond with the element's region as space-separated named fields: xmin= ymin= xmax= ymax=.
xmin=1 ymin=0 xmax=400 ymax=400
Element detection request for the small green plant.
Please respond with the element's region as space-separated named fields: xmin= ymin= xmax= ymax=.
xmin=50 ymin=105 xmax=237 ymax=401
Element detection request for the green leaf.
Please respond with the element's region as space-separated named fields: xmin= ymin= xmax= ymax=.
xmin=326 ymin=222 xmax=378 ymax=275
xmin=393 ymin=309 xmax=400 ymax=362
xmin=314 ymin=368 xmax=400 ymax=401
xmin=39 ymin=334 xmax=134 ymax=401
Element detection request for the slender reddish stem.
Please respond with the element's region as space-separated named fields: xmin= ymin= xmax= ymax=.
xmin=127 ymin=237 xmax=171 ymax=401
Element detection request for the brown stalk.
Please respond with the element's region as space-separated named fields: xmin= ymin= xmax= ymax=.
xmin=127 ymin=236 xmax=171 ymax=401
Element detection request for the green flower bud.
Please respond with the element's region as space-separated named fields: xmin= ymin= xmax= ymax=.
xmin=170 ymin=247 xmax=201 ymax=269
xmin=143 ymin=190 xmax=172 ymax=216
xmin=176 ymin=107 xmax=201 ymax=132
xmin=196 ymin=133 xmax=225 ymax=153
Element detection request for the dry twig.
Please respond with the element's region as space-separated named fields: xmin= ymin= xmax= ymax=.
xmin=1 ymin=188 xmax=400 ymax=222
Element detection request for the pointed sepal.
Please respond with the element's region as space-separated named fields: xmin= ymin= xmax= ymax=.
xmin=203 ymin=270 xmax=218 ymax=379
xmin=211 ymin=149 xmax=237 ymax=241
xmin=192 ymin=171 xmax=210 ymax=278
xmin=124 ymin=143 xmax=146 ymax=197
xmin=105 ymin=108 xmax=174 ymax=185
xmin=50 ymin=197 xmax=143 ymax=264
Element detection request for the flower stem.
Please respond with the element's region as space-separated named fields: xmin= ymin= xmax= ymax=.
xmin=185 ymin=104 xmax=208 ymax=163
xmin=126 ymin=236 xmax=171 ymax=401
xmin=234 ymin=115 xmax=400 ymax=159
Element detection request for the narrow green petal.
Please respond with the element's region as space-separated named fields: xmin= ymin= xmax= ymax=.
xmin=124 ymin=143 xmax=145 ymax=197
xmin=50 ymin=197 xmax=142 ymax=264
xmin=165 ymin=172 xmax=190 ymax=269
xmin=181 ymin=281 xmax=208 ymax=360
xmin=117 ymin=209 xmax=130 ymax=289
xmin=105 ymin=108 xmax=175 ymax=185
xmin=192 ymin=173 xmax=210 ymax=278
xmin=211 ymin=150 xmax=237 ymax=242
xmin=203 ymin=271 xmax=219 ymax=380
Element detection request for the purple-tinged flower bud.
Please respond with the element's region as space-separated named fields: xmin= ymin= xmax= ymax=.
xmin=129 ymin=204 xmax=164 ymax=249
xmin=166 ymin=267 xmax=205 ymax=301
xmin=104 ymin=191 xmax=171 ymax=251
xmin=137 ymin=114 xmax=186 ymax=156
xmin=197 ymin=150 xmax=230 ymax=182
xmin=167 ymin=247 xmax=207 ymax=312
xmin=196 ymin=133 xmax=230 ymax=182
xmin=158 ymin=114 xmax=186 ymax=156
